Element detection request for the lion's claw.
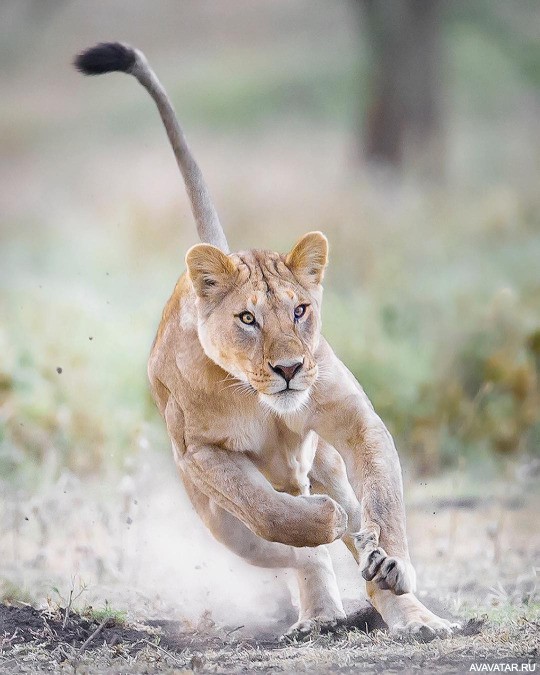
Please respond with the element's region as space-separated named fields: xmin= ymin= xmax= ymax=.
xmin=372 ymin=555 xmax=411 ymax=594
xmin=353 ymin=530 xmax=414 ymax=595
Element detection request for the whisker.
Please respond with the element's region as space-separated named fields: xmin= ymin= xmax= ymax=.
xmin=221 ymin=380 xmax=257 ymax=400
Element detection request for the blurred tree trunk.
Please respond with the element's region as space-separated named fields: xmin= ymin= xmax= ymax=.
xmin=357 ymin=0 xmax=444 ymax=172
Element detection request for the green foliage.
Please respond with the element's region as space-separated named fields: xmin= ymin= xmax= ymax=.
xmin=83 ymin=602 xmax=127 ymax=626
xmin=1 ymin=1 xmax=539 ymax=487
xmin=448 ymin=0 xmax=540 ymax=89
xmin=0 ymin=289 xmax=165 ymax=483
xmin=2 ymin=187 xmax=538 ymax=484
xmin=459 ymin=601 xmax=540 ymax=625
xmin=409 ymin=297 xmax=540 ymax=472
xmin=0 ymin=578 xmax=34 ymax=606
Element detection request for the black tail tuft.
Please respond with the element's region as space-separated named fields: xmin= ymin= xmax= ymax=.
xmin=74 ymin=42 xmax=136 ymax=76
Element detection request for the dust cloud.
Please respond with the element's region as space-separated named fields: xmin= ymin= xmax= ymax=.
xmin=0 ymin=440 xmax=361 ymax=630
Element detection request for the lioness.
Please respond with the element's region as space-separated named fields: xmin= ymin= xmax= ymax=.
xmin=75 ymin=43 xmax=459 ymax=640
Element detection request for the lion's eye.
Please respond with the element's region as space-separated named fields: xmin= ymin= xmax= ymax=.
xmin=238 ymin=311 xmax=255 ymax=325
xmin=294 ymin=304 xmax=309 ymax=320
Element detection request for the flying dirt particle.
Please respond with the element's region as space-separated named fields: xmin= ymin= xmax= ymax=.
xmin=56 ymin=367 xmax=63 ymax=374
xmin=126 ymin=517 xmax=133 ymax=525
xmin=89 ymin=336 xmax=93 ymax=340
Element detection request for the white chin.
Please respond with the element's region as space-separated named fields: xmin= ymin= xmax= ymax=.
xmin=259 ymin=389 xmax=310 ymax=415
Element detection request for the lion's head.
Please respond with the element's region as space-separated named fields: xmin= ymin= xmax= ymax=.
xmin=185 ymin=232 xmax=328 ymax=414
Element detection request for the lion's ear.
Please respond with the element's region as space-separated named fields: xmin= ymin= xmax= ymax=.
xmin=186 ymin=244 xmax=237 ymax=298
xmin=285 ymin=231 xmax=328 ymax=285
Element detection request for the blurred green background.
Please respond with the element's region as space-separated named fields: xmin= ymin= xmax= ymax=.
xmin=1 ymin=0 xmax=539 ymax=494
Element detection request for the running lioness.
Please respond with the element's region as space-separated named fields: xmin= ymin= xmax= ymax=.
xmin=75 ymin=42 xmax=459 ymax=640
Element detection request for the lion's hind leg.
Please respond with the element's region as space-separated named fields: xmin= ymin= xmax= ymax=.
xmin=281 ymin=547 xmax=346 ymax=642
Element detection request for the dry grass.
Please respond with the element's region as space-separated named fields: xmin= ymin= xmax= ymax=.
xmin=0 ymin=604 xmax=537 ymax=674
xmin=0 ymin=472 xmax=538 ymax=673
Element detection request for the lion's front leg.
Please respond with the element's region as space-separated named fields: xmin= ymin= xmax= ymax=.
xmin=366 ymin=587 xmax=460 ymax=640
xmin=181 ymin=444 xmax=348 ymax=547
xmin=312 ymin=344 xmax=460 ymax=638
xmin=310 ymin=437 xmax=414 ymax=595
xmin=164 ymin=396 xmax=347 ymax=548
xmin=312 ymin=423 xmax=415 ymax=597
xmin=346 ymin=423 xmax=416 ymax=597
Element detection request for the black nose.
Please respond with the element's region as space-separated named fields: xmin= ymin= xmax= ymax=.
xmin=270 ymin=361 xmax=303 ymax=384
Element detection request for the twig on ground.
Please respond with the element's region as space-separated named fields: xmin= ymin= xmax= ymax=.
xmin=143 ymin=639 xmax=186 ymax=667
xmin=0 ymin=628 xmax=19 ymax=650
xmin=63 ymin=588 xmax=74 ymax=629
xmin=42 ymin=615 xmax=56 ymax=639
xmin=60 ymin=576 xmax=88 ymax=629
xmin=226 ymin=625 xmax=244 ymax=637
xmin=77 ymin=616 xmax=110 ymax=654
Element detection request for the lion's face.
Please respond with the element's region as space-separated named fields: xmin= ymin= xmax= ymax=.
xmin=186 ymin=233 xmax=328 ymax=414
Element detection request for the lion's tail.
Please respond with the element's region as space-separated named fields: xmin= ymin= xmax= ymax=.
xmin=74 ymin=42 xmax=229 ymax=253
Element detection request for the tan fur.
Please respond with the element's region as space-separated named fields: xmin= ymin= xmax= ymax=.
xmin=148 ymin=233 xmax=459 ymax=639
xmin=75 ymin=42 xmax=457 ymax=639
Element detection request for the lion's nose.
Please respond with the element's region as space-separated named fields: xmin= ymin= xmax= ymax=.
xmin=270 ymin=360 xmax=304 ymax=384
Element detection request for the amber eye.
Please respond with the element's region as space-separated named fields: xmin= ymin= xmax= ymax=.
xmin=238 ymin=311 xmax=255 ymax=325
xmin=294 ymin=304 xmax=309 ymax=320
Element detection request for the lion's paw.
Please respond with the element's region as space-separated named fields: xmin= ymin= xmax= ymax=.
xmin=353 ymin=531 xmax=413 ymax=595
xmin=392 ymin=614 xmax=461 ymax=642
xmin=362 ymin=550 xmax=413 ymax=595
xmin=279 ymin=616 xmax=342 ymax=643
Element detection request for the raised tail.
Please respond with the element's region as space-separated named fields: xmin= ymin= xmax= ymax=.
xmin=74 ymin=42 xmax=229 ymax=253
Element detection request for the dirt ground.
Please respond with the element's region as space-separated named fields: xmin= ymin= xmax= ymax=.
xmin=0 ymin=601 xmax=492 ymax=674
xmin=0 ymin=599 xmax=534 ymax=674
xmin=0 ymin=475 xmax=538 ymax=674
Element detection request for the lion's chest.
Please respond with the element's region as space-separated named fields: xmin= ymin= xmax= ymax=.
xmin=226 ymin=415 xmax=317 ymax=497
